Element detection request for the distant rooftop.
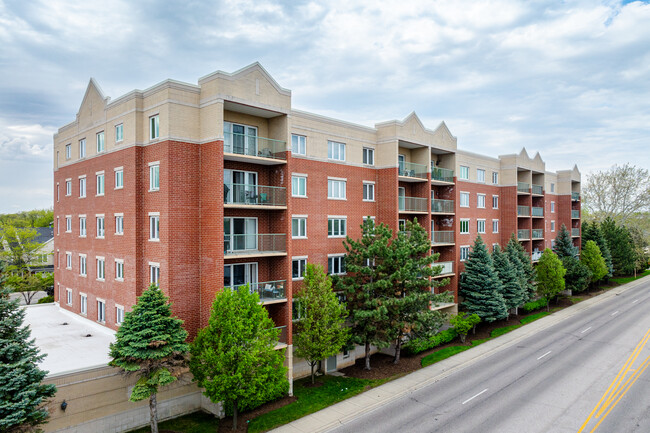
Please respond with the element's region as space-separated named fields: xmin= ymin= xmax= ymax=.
xmin=33 ymin=227 xmax=54 ymax=244
xmin=23 ymin=304 xmax=115 ymax=376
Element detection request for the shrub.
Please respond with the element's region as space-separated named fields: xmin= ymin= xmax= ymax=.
xmin=402 ymin=328 xmax=457 ymax=356
xmin=449 ymin=312 xmax=481 ymax=343
xmin=523 ymin=297 xmax=548 ymax=313
xmin=37 ymin=296 xmax=54 ymax=304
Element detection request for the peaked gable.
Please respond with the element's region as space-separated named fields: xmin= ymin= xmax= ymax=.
xmin=77 ymin=78 xmax=109 ymax=130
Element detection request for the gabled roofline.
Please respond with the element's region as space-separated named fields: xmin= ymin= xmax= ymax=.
xmin=107 ymin=79 xmax=200 ymax=108
xmin=198 ymin=62 xmax=291 ymax=96
xmin=291 ymin=109 xmax=377 ymax=133
xmin=375 ymin=112 xmax=457 ymax=140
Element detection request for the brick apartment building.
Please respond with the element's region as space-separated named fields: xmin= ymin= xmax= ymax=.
xmin=52 ymin=63 xmax=581 ymax=380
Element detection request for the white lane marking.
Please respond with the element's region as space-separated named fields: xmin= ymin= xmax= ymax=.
xmin=633 ymin=299 xmax=639 ymax=304
xmin=581 ymin=327 xmax=592 ymax=333
xmin=462 ymin=389 xmax=488 ymax=405
xmin=611 ymin=311 xmax=619 ymax=316
xmin=537 ymin=351 xmax=552 ymax=360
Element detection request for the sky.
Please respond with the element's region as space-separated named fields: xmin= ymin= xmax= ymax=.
xmin=1 ymin=0 xmax=649 ymax=213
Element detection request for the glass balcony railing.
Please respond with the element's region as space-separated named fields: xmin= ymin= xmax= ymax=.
xmin=398 ymin=161 xmax=428 ymax=179
xmin=224 ymin=132 xmax=287 ymax=160
xmin=517 ymin=206 xmax=530 ymax=216
xmin=572 ymin=209 xmax=580 ymax=219
xmin=433 ymin=261 xmax=454 ymax=275
xmin=532 ymin=250 xmax=542 ymax=261
xmin=572 ymin=192 xmax=581 ymax=201
xmin=224 ymin=184 xmax=286 ymax=207
xmin=518 ymin=229 xmax=530 ymax=240
xmin=224 ymin=233 xmax=286 ymax=255
xmin=274 ymin=325 xmax=288 ymax=347
xmin=398 ymin=196 xmax=428 ymax=212
xmin=532 ymin=207 xmax=544 ymax=217
xmin=432 ymin=231 xmax=454 ymax=244
xmin=532 ymin=229 xmax=544 ymax=239
xmin=572 ymin=228 xmax=580 ymax=237
xmin=532 ymin=184 xmax=543 ymax=195
xmin=431 ymin=166 xmax=454 ymax=183
xmin=517 ymin=182 xmax=530 ymax=193
xmin=431 ymin=199 xmax=454 ymax=213
xmin=251 ymin=280 xmax=286 ymax=303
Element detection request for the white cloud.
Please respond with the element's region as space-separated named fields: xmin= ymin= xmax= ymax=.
xmin=0 ymin=122 xmax=54 ymax=161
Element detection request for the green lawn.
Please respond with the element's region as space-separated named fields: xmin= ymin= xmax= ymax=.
xmin=520 ymin=311 xmax=551 ymax=324
xmin=127 ymin=411 xmax=218 ymax=433
xmin=610 ymin=269 xmax=650 ymax=285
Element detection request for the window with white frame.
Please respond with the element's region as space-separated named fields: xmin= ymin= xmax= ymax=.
xmin=115 ymin=260 xmax=124 ymax=281
xmin=477 ymin=169 xmax=486 ymax=183
xmin=328 ymin=255 xmax=345 ymax=275
xmin=96 ymin=131 xmax=105 ymax=153
xmin=116 ymin=305 xmax=125 ymax=325
xmin=79 ymin=138 xmax=86 ymax=158
xmin=292 ymin=257 xmax=307 ymax=280
xmin=477 ymin=219 xmax=486 ymax=234
xmin=551 ymin=201 xmax=555 ymax=213
xmin=115 ymin=215 xmax=124 ymax=235
xmin=363 ymin=182 xmax=375 ymax=201
xmin=79 ymin=176 xmax=86 ymax=198
xmin=80 ymin=293 xmax=87 ymax=314
xmin=150 ymin=215 xmax=160 ymax=240
xmin=460 ymin=192 xmax=470 ymax=207
xmin=65 ymin=216 xmax=71 ymax=232
xmin=150 ymin=264 xmax=160 ymax=285
xmin=97 ymin=299 xmax=105 ymax=323
xmin=493 ymin=195 xmax=499 ymax=209
xmin=363 ymin=147 xmax=374 ymax=165
xmin=115 ymin=168 xmax=123 ymax=189
xmin=65 ymin=180 xmax=72 ymax=196
xmin=291 ymin=134 xmax=306 ymax=155
xmin=492 ymin=172 xmax=499 ymax=184
xmin=56 ymin=217 xmax=59 ymax=235
xmin=292 ymin=217 xmax=307 ymax=238
xmin=460 ymin=246 xmax=470 ymax=261
xmin=66 ymin=288 xmax=72 ymax=306
xmin=149 ymin=115 xmax=159 ymax=140
xmin=459 ymin=166 xmax=469 ymax=180
xmin=328 ymin=140 xmax=346 ymax=161
xmin=477 ymin=194 xmax=486 ymax=208
xmin=551 ymin=220 xmax=556 ymax=232
xmin=79 ymin=255 xmax=87 ymax=276
xmin=292 ymin=175 xmax=306 ymax=197
xmin=149 ymin=163 xmax=160 ymax=191
xmin=96 ymin=257 xmax=105 ymax=280
xmin=115 ymin=124 xmax=123 ymax=142
xmin=79 ymin=216 xmax=86 ymax=237
xmin=96 ymin=216 xmax=105 ymax=238
xmin=56 ymin=184 xmax=59 ymax=203
xmin=96 ymin=173 xmax=104 ymax=196
xmin=551 ymin=183 xmax=555 ymax=193
xmin=398 ymin=219 xmax=406 ymax=232
xmin=492 ymin=219 xmax=499 ymax=233
xmin=460 ymin=219 xmax=470 ymax=234
xmin=551 ymin=239 xmax=556 ymax=248
xmin=328 ymin=217 xmax=347 ymax=237
xmin=66 ymin=252 xmax=72 ymax=269
xmin=65 ymin=144 xmax=71 ymax=160
xmin=328 ymin=179 xmax=346 ymax=199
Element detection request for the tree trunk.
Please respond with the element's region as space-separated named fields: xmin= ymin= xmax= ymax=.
xmin=233 ymin=399 xmax=238 ymax=430
xmin=364 ymin=340 xmax=371 ymax=370
xmin=149 ymin=393 xmax=158 ymax=433
xmin=460 ymin=334 xmax=466 ymax=343
xmin=393 ymin=337 xmax=401 ymax=364
xmin=310 ymin=361 xmax=316 ymax=384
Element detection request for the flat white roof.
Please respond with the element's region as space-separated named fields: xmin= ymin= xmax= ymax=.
xmin=23 ymin=303 xmax=115 ymax=377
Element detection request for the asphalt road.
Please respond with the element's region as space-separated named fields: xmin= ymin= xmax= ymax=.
xmin=329 ymin=278 xmax=650 ymax=433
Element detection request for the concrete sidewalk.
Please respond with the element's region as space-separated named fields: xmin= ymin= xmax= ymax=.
xmin=271 ymin=276 xmax=649 ymax=433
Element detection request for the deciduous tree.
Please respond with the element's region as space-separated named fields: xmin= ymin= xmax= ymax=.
xmin=449 ymin=312 xmax=481 ymax=343
xmin=582 ymin=221 xmax=613 ymax=278
xmin=535 ymin=249 xmax=566 ymax=311
xmin=581 ymin=241 xmax=608 ymax=286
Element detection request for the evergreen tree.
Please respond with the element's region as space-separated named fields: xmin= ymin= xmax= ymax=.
xmin=582 ymin=221 xmax=613 ymax=278
xmin=492 ymin=245 xmax=526 ymax=314
xmin=561 ymin=256 xmax=592 ymax=293
xmin=506 ymin=234 xmax=535 ymax=303
xmin=461 ymin=236 xmax=508 ymax=322
xmin=294 ymin=263 xmax=349 ymax=384
xmin=0 ymin=287 xmax=57 ymax=433
xmin=601 ymin=217 xmax=636 ymax=276
xmin=581 ymin=240 xmax=608 ymax=286
xmin=190 ymin=286 xmax=288 ymax=430
xmin=553 ymin=224 xmax=579 ymax=259
xmin=535 ymin=249 xmax=567 ymax=311
xmin=109 ymin=285 xmax=189 ymax=433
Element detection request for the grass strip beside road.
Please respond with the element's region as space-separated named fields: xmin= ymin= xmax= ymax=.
xmin=610 ymin=270 xmax=650 ymax=286
xmin=128 ymin=411 xmax=218 ymax=433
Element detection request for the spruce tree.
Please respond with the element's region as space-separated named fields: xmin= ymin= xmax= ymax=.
xmin=561 ymin=256 xmax=591 ymax=293
xmin=553 ymin=224 xmax=579 ymax=259
xmin=601 ymin=217 xmax=636 ymax=276
xmin=461 ymin=236 xmax=508 ymax=322
xmin=0 ymin=287 xmax=57 ymax=433
xmin=581 ymin=240 xmax=608 ymax=286
xmin=535 ymin=249 xmax=566 ymax=311
xmin=109 ymin=285 xmax=189 ymax=433
xmin=492 ymin=245 xmax=526 ymax=314
xmin=506 ymin=234 xmax=535 ymax=303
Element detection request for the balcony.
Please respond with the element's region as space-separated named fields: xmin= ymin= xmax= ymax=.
xmin=432 ymin=231 xmax=454 ymax=245
xmin=572 ymin=209 xmax=580 ymax=219
xmin=274 ymin=325 xmax=288 ymax=349
xmin=224 ymin=233 xmax=286 ymax=258
xmin=224 ymin=184 xmax=287 ymax=209
xmin=532 ymin=207 xmax=544 ymax=217
xmin=431 ymin=166 xmax=454 ymax=184
xmin=518 ymin=229 xmax=531 ymax=240
xmin=398 ymin=161 xmax=428 ymax=181
xmin=431 ymin=199 xmax=454 ymax=214
xmin=517 ymin=206 xmax=530 ymax=217
xmin=433 ymin=261 xmax=454 ymax=277
xmin=399 ymin=196 xmax=428 ymax=213
xmin=572 ymin=192 xmax=581 ymax=201
xmin=572 ymin=228 xmax=580 ymax=237
xmin=532 ymin=184 xmax=543 ymax=195
xmin=517 ymin=182 xmax=530 ymax=194
xmin=247 ymin=280 xmax=286 ymax=304
xmin=532 ymin=250 xmax=542 ymax=262
xmin=532 ymin=229 xmax=544 ymax=239
xmin=224 ymin=132 xmax=287 ymax=164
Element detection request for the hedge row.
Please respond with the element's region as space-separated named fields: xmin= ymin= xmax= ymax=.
xmin=403 ymin=328 xmax=458 ymax=356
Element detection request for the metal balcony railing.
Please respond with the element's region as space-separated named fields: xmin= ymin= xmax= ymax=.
xmin=433 ymin=261 xmax=454 ymax=275
xmin=224 ymin=132 xmax=286 ymax=160
xmin=572 ymin=228 xmax=580 ymax=237
xmin=398 ymin=161 xmax=428 ymax=179
xmin=572 ymin=209 xmax=580 ymax=219
xmin=532 ymin=184 xmax=543 ymax=195
xmin=518 ymin=206 xmax=530 ymax=216
xmin=518 ymin=229 xmax=530 ymax=240
xmin=224 ymin=233 xmax=286 ymax=255
xmin=572 ymin=192 xmax=581 ymax=201
xmin=532 ymin=229 xmax=544 ymax=239
xmin=532 ymin=207 xmax=544 ymax=217
xmin=431 ymin=199 xmax=454 ymax=213
xmin=432 ymin=231 xmax=454 ymax=244
xmin=398 ymin=196 xmax=428 ymax=212
xmin=224 ymin=184 xmax=286 ymax=206
xmin=239 ymin=280 xmax=286 ymax=303
xmin=274 ymin=325 xmax=288 ymax=346
xmin=431 ymin=166 xmax=454 ymax=183
xmin=517 ymin=182 xmax=530 ymax=193
xmin=532 ymin=250 xmax=542 ymax=261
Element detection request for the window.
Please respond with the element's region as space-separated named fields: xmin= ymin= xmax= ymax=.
xmin=328 ymin=255 xmax=346 ymax=275
xmin=66 ymin=289 xmax=72 ymax=306
xmin=150 ymin=264 xmax=160 ymax=285
xmin=460 ymin=192 xmax=470 ymax=207
xmin=115 ymin=260 xmax=124 ymax=281
xmin=551 ymin=183 xmax=555 ymax=193
xmin=65 ymin=216 xmax=71 ymax=232
xmin=292 ymin=175 xmax=307 ymax=197
xmin=328 ymin=217 xmax=347 ymax=237
xmin=398 ymin=219 xmax=406 ymax=232
xmin=150 ymin=215 xmax=160 ymax=240
xmin=477 ymin=194 xmax=486 ymax=208
xmin=96 ymin=216 xmax=105 ymax=238
xmin=96 ymin=257 xmax=105 ymax=280
xmin=80 ymin=293 xmax=87 ymax=315
xmin=492 ymin=172 xmax=499 ymax=184
xmin=477 ymin=219 xmax=486 ymax=234
xmin=56 ymin=217 xmax=59 ymax=235
xmin=460 ymin=219 xmax=470 ymax=234
xmin=492 ymin=195 xmax=499 ymax=209
xmin=96 ymin=131 xmax=105 ymax=153
xmin=66 ymin=252 xmax=72 ymax=269
xmin=551 ymin=201 xmax=555 ymax=213
xmin=551 ymin=239 xmax=556 ymax=248
xmin=96 ymin=173 xmax=104 ymax=196
xmin=115 ymin=215 xmax=124 ymax=235
xmin=363 ymin=182 xmax=375 ymax=201
xmin=79 ymin=177 xmax=86 ymax=198
xmin=459 ymin=166 xmax=469 ymax=180
xmin=292 ymin=217 xmax=307 ymax=238
xmin=363 ymin=147 xmax=374 ymax=165
xmin=149 ymin=115 xmax=159 ymax=140
xmin=149 ymin=164 xmax=160 ymax=191
xmin=56 ymin=183 xmax=59 ymax=203
xmin=79 ymin=255 xmax=87 ymax=276
xmin=65 ymin=180 xmax=72 ymax=196
xmin=115 ymin=168 xmax=123 ymax=189
xmin=65 ymin=144 xmax=71 ymax=160
xmin=460 ymin=246 xmax=470 ymax=261
xmin=551 ymin=220 xmax=556 ymax=232
xmin=292 ymin=257 xmax=307 ymax=280
xmin=291 ymin=134 xmax=306 ymax=155
xmin=224 ymin=217 xmax=257 ymax=253
xmin=223 ymin=262 xmax=258 ymax=290
xmin=97 ymin=300 xmax=105 ymax=323
xmin=492 ymin=219 xmax=499 ymax=233
xmin=477 ymin=169 xmax=486 ymax=183
xmin=328 ymin=179 xmax=346 ymax=199
xmin=116 ymin=305 xmax=125 ymax=325
xmin=79 ymin=139 xmax=86 ymax=158
xmin=79 ymin=217 xmax=86 ymax=237
xmin=115 ymin=124 xmax=123 ymax=142
xmin=328 ymin=140 xmax=345 ymax=161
